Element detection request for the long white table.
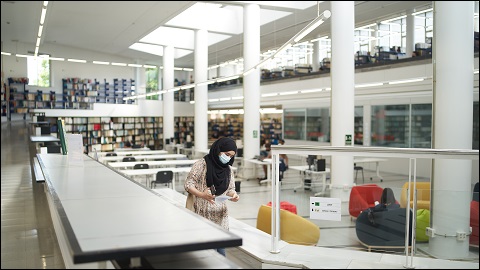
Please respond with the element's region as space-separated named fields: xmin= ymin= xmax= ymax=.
xmin=120 ymin=166 xmax=238 ymax=190
xmin=121 ymin=167 xmax=192 ymax=189
xmin=95 ymin=150 xmax=167 ymax=157
xmin=36 ymin=154 xmax=242 ymax=268
xmin=353 ymin=157 xmax=388 ymax=182
xmin=114 ymin=147 xmax=150 ymax=152
xmin=108 ymin=159 xmax=198 ymax=169
xmin=99 ymin=154 xmax=186 ymax=164
xmin=243 ymin=158 xmax=272 ymax=184
xmin=289 ymin=166 xmax=331 ymax=196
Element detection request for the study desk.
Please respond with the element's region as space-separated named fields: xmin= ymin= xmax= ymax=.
xmin=244 ymin=158 xmax=272 ymax=184
xmin=114 ymin=147 xmax=150 ymax=152
xmin=353 ymin=157 xmax=388 ymax=182
xmin=99 ymin=154 xmax=186 ymax=164
xmin=120 ymin=166 xmax=238 ymax=190
xmin=95 ymin=150 xmax=167 ymax=157
xmin=29 ymin=135 xmax=61 ymax=182
xmin=120 ymin=167 xmax=192 ymax=190
xmin=108 ymin=159 xmax=198 ymax=169
xmin=289 ymin=166 xmax=331 ymax=196
xmin=36 ymin=154 xmax=242 ymax=268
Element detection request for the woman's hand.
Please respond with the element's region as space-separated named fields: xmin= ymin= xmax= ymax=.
xmin=229 ymin=193 xmax=240 ymax=202
xmin=203 ymin=188 xmax=216 ymax=204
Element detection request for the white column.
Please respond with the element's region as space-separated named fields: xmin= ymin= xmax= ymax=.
xmin=475 ymin=1 xmax=479 ymax=32
xmin=243 ymin=3 xmax=261 ymax=165
xmin=429 ymin=1 xmax=474 ymax=259
xmin=312 ymin=37 xmax=320 ymax=71
xmin=194 ymin=29 xmax=208 ymax=153
xmin=329 ymin=1 xmax=355 ymax=206
xmin=406 ymin=8 xmax=416 ymax=57
xmin=163 ymin=45 xmax=175 ymax=145
xmin=158 ymin=66 xmax=163 ymax=92
xmin=135 ymin=59 xmax=146 ymax=97
xmin=369 ymin=24 xmax=378 ymax=55
xmin=362 ymin=104 xmax=371 ymax=146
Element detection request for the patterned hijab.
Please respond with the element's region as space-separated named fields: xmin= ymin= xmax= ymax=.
xmin=204 ymin=137 xmax=237 ymax=195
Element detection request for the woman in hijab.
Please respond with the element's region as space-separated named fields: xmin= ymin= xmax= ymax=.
xmin=184 ymin=137 xmax=240 ymax=256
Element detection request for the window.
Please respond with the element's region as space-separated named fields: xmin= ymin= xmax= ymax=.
xmin=27 ymin=56 xmax=50 ymax=87
xmin=145 ymin=67 xmax=159 ymax=100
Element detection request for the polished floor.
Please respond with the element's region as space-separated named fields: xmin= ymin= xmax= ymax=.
xmin=1 ymin=119 xmax=478 ymax=269
xmin=1 ymin=120 xmax=64 ymax=269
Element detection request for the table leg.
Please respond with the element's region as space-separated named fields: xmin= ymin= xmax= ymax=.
xmin=293 ymin=171 xmax=305 ymax=192
xmin=259 ymin=164 xmax=271 ymax=185
xmin=371 ymin=161 xmax=384 ymax=182
xmin=314 ymin=173 xmax=327 ymax=196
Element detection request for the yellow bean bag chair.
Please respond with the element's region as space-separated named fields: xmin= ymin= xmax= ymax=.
xmin=256 ymin=204 xmax=320 ymax=246
xmin=400 ymin=182 xmax=430 ymax=210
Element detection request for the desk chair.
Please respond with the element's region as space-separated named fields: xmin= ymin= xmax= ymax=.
xmin=106 ymin=152 xmax=117 ymax=157
xmin=151 ymin=171 xmax=173 ymax=189
xmin=122 ymin=156 xmax=136 ymax=162
xmin=133 ymin=163 xmax=150 ymax=186
xmin=354 ymin=164 xmax=364 ymax=184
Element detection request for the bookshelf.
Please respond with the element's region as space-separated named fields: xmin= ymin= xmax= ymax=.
xmin=46 ymin=116 xmax=164 ymax=153
xmin=1 ymin=79 xmax=7 ymax=116
xmin=174 ymin=116 xmax=194 ymax=144
xmin=8 ymin=77 xmax=30 ymax=119
xmin=208 ymin=114 xmax=244 ymax=142
xmin=260 ymin=114 xmax=282 ymax=143
xmin=62 ymin=78 xmax=96 ymax=109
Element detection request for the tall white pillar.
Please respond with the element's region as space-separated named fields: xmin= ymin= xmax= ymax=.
xmin=369 ymin=24 xmax=378 ymax=55
xmin=163 ymin=45 xmax=175 ymax=145
xmin=362 ymin=104 xmax=371 ymax=146
xmin=135 ymin=59 xmax=146 ymax=97
xmin=330 ymin=1 xmax=355 ymax=205
xmin=243 ymin=3 xmax=261 ymax=165
xmin=475 ymin=1 xmax=479 ymax=32
xmin=312 ymin=37 xmax=320 ymax=71
xmin=406 ymin=8 xmax=416 ymax=57
xmin=194 ymin=29 xmax=208 ymax=153
xmin=429 ymin=1 xmax=474 ymax=259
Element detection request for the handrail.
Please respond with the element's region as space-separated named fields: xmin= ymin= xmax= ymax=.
xmin=269 ymin=145 xmax=478 ymax=257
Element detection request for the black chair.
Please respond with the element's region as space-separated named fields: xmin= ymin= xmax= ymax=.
xmin=122 ymin=157 xmax=136 ymax=162
xmin=106 ymin=152 xmax=117 ymax=157
xmin=133 ymin=163 xmax=149 ymax=170
xmin=354 ymin=164 xmax=364 ymax=184
xmin=46 ymin=145 xmax=62 ymax=154
xmin=133 ymin=163 xmax=150 ymax=185
xmin=151 ymin=171 xmax=173 ymax=189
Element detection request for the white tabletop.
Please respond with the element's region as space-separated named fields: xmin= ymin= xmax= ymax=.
xmin=36 ymin=154 xmax=242 ymax=264
xmin=95 ymin=150 xmax=168 ymax=157
xmin=114 ymin=147 xmax=151 ymax=151
xmin=30 ymin=135 xmax=60 ymax=143
xmin=99 ymin=154 xmax=186 ymax=163
xmin=108 ymin=159 xmax=198 ymax=169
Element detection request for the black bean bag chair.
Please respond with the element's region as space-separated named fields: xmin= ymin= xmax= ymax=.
xmin=355 ymin=207 xmax=413 ymax=250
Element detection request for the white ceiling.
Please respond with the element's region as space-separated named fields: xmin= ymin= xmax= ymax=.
xmin=1 ymin=1 xmax=433 ymax=68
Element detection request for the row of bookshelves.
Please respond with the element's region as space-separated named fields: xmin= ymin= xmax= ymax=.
xmin=45 ymin=116 xmax=164 ymax=152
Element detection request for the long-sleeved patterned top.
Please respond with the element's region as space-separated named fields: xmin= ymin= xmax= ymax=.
xmin=184 ymin=159 xmax=236 ymax=230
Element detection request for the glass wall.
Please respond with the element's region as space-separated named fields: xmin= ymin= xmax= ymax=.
xmin=354 ymin=106 xmax=363 ymax=145
xmin=411 ymin=104 xmax=432 ymax=148
xmin=306 ymin=108 xmax=330 ymax=142
xmin=371 ymin=105 xmax=409 ymax=147
xmin=283 ymin=109 xmax=305 ymax=140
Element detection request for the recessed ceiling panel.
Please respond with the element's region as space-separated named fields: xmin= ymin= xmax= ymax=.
xmin=224 ymin=5 xmax=291 ymax=26
xmin=165 ymin=2 xmax=243 ymax=35
xmin=129 ymin=43 xmax=192 ymax=59
xmin=139 ymin=26 xmax=231 ymax=51
xmin=230 ymin=1 xmax=319 ymax=10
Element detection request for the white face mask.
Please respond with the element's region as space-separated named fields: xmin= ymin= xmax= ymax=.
xmin=219 ymin=153 xmax=231 ymax=164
